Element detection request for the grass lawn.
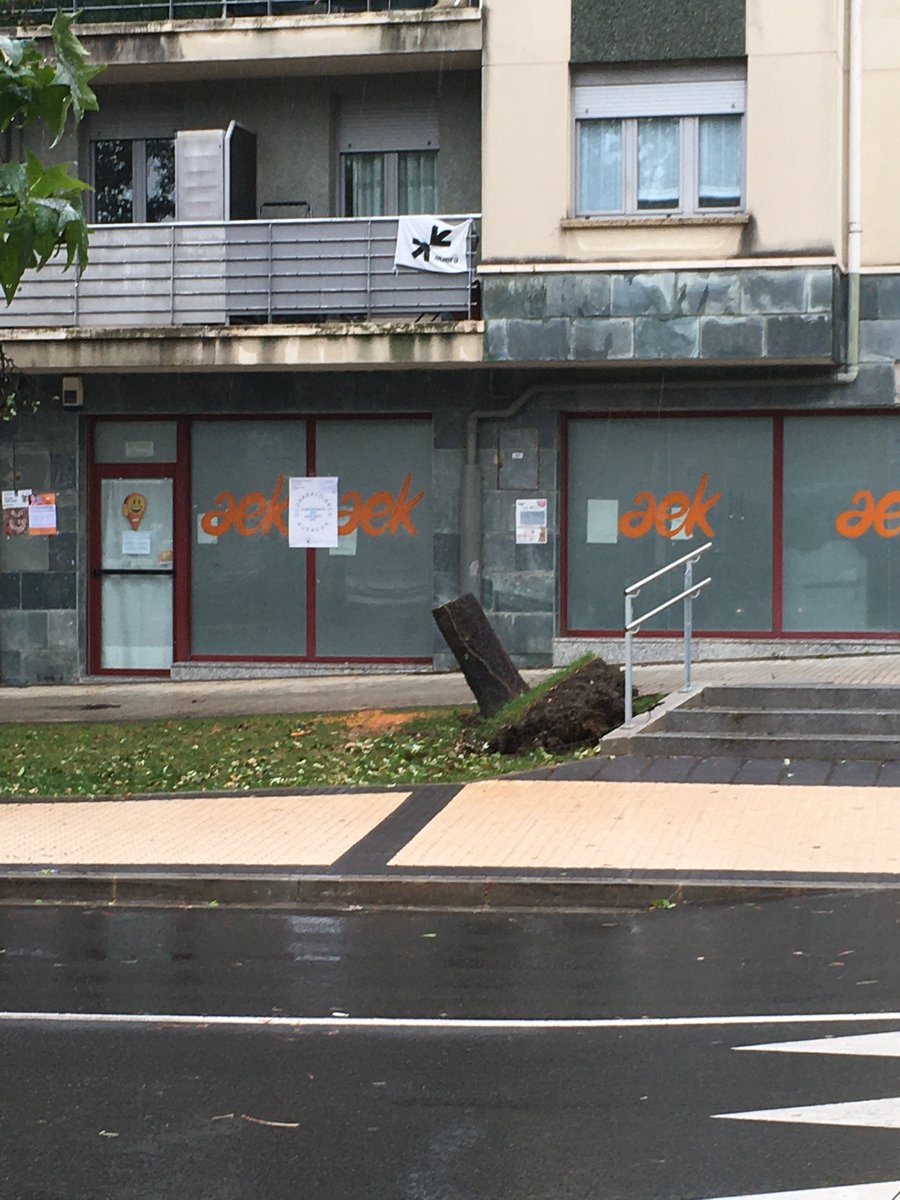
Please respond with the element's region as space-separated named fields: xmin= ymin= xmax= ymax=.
xmin=0 ymin=696 xmax=661 ymax=798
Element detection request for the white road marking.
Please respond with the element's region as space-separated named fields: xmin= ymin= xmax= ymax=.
xmin=715 ymin=1096 xmax=900 ymax=1130
xmin=0 ymin=1011 xmax=897 ymax=1030
xmin=697 ymin=1183 xmax=900 ymax=1200
xmin=737 ymin=1032 xmax=900 ymax=1058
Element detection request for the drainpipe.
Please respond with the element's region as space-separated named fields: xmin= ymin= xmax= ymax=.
xmin=836 ymin=0 xmax=863 ymax=383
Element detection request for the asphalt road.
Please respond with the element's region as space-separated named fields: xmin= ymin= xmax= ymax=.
xmin=3 ymin=893 xmax=900 ymax=1200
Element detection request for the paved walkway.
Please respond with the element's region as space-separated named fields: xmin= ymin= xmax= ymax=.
xmin=1 ymin=653 xmax=900 ymax=724
xmin=2 ymin=653 xmax=900 ymax=906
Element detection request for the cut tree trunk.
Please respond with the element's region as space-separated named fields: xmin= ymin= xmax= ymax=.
xmin=433 ymin=593 xmax=529 ymax=717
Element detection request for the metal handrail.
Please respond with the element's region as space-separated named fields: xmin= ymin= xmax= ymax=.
xmin=623 ymin=541 xmax=713 ymax=726
xmin=625 ymin=541 xmax=712 ymax=597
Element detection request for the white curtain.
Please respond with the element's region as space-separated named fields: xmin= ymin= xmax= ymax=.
xmin=699 ymin=115 xmax=742 ymax=207
xmin=398 ymin=151 xmax=437 ymax=215
xmin=637 ymin=117 xmax=679 ymax=209
xmin=579 ymin=120 xmax=622 ymax=213
xmin=344 ymin=153 xmax=385 ymax=217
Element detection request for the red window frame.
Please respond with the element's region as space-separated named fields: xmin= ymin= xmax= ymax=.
xmin=560 ymin=409 xmax=900 ymax=643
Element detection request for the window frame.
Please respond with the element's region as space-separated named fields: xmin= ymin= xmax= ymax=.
xmin=572 ymin=68 xmax=746 ymax=220
xmin=90 ymin=135 xmax=176 ymax=225
xmin=339 ymin=148 xmax=438 ymax=217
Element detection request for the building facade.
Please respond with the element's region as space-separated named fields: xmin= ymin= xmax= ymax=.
xmin=1 ymin=0 xmax=898 ymax=685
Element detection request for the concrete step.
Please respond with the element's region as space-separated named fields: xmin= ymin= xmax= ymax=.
xmin=693 ymin=684 xmax=900 ymax=711
xmin=658 ymin=707 xmax=900 ymax=737
xmin=626 ymin=730 xmax=900 ymax=761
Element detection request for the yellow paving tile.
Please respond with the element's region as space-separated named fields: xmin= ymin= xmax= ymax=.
xmin=389 ymin=780 xmax=900 ymax=874
xmin=0 ymin=792 xmax=408 ymax=867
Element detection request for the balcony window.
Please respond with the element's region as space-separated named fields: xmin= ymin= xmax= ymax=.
xmin=93 ymin=138 xmax=175 ymax=225
xmin=573 ymin=67 xmax=745 ymax=218
xmin=342 ymin=149 xmax=437 ymax=217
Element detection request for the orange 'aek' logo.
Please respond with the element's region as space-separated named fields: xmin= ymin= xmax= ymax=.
xmin=836 ymin=489 xmax=900 ymax=539
xmin=618 ymin=472 xmax=721 ymax=539
xmin=200 ymin=473 xmax=424 ymax=539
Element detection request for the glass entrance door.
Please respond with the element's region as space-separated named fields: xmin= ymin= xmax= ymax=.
xmin=98 ymin=477 xmax=174 ymax=670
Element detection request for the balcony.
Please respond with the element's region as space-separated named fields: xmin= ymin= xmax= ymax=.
xmin=7 ymin=0 xmax=477 ymax=22
xmin=0 ymin=216 xmax=480 ymax=329
xmin=11 ymin=0 xmax=481 ymax=82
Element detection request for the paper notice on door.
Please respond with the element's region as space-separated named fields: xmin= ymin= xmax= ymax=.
xmin=2 ymin=489 xmax=31 ymax=508
xmin=122 ymin=530 xmax=152 ymax=556
xmin=27 ymin=493 xmax=57 ymax=536
xmin=197 ymin=513 xmax=218 ymax=545
xmin=515 ymin=498 xmax=548 ymax=545
xmin=329 ymin=527 xmax=358 ymax=557
xmin=289 ymin=477 xmax=339 ymax=549
xmin=586 ymin=499 xmax=619 ymax=544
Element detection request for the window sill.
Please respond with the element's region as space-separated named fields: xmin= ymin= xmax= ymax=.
xmin=561 ymin=214 xmax=750 ymax=230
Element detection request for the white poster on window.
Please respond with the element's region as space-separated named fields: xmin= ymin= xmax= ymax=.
xmin=288 ymin=477 xmax=339 ymax=549
xmin=394 ymin=216 xmax=471 ymax=274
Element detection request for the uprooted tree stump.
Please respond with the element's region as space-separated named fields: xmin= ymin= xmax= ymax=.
xmin=485 ymin=657 xmax=629 ymax=754
xmin=433 ymin=593 xmax=528 ymax=717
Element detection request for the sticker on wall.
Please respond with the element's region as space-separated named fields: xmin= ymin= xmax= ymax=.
xmin=122 ymin=492 xmax=147 ymax=531
xmin=2 ymin=489 xmax=32 ymax=509
xmin=28 ymin=493 xmax=57 ymax=536
xmin=3 ymin=506 xmax=27 ymax=536
xmin=288 ymin=476 xmax=339 ymax=549
xmin=516 ymin=498 xmax=548 ymax=545
xmin=197 ymin=513 xmax=218 ymax=545
xmin=586 ymin=499 xmax=619 ymax=545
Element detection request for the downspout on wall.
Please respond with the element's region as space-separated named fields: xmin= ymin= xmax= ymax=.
xmin=835 ymin=0 xmax=863 ymax=383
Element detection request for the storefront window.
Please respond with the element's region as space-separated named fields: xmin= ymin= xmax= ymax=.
xmin=94 ymin=422 xmax=177 ymax=464
xmin=191 ymin=422 xmax=308 ymax=656
xmin=315 ymin=420 xmax=432 ymax=657
xmin=783 ymin=416 xmax=900 ymax=632
xmin=566 ymin=417 xmax=773 ymax=632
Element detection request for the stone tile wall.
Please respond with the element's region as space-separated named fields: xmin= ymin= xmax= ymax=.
xmin=484 ymin=267 xmax=838 ymax=365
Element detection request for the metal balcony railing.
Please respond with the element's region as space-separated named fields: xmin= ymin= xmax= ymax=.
xmin=2 ymin=0 xmax=477 ymax=25
xmin=0 ymin=216 xmax=480 ymax=329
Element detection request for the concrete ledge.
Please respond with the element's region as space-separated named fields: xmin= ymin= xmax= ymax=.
xmin=0 ymin=870 xmax=858 ymax=911
xmin=554 ymin=637 xmax=900 ymax=667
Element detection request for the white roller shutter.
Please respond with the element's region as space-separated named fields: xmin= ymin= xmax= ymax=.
xmin=574 ymin=78 xmax=745 ymax=119
xmin=338 ymin=98 xmax=439 ymax=152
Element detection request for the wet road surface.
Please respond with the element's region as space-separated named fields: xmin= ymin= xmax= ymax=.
xmin=2 ymin=893 xmax=900 ymax=1199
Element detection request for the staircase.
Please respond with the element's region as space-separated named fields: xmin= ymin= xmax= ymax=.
xmin=615 ymin=685 xmax=900 ymax=761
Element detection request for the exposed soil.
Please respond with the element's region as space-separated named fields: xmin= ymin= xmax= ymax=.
xmin=343 ymin=709 xmax=429 ymax=736
xmin=485 ymin=658 xmax=630 ymax=754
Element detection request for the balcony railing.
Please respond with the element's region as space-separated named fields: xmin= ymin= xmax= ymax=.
xmin=3 ymin=0 xmax=476 ymax=24
xmin=0 ymin=216 xmax=480 ymax=329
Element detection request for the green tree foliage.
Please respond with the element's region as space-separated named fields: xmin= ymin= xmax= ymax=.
xmin=0 ymin=11 xmax=102 ymax=304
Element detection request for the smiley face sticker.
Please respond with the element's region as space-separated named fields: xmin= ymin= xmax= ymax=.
xmin=122 ymin=492 xmax=147 ymax=531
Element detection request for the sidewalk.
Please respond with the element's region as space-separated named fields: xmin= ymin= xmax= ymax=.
xmin=4 ymin=651 xmax=900 ymax=724
xmin=1 ymin=654 xmax=900 ymax=909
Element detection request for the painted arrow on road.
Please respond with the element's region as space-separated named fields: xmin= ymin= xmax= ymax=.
xmin=696 ymin=1183 xmax=900 ymax=1199
xmin=715 ymin=1030 xmax=900 ymax=1128
xmin=698 ymin=1030 xmax=900 ymax=1199
xmin=735 ymin=1032 xmax=900 ymax=1059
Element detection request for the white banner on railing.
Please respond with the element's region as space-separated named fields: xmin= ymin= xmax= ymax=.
xmin=394 ymin=216 xmax=471 ymax=274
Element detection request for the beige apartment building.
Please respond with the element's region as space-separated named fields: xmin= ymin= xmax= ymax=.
xmin=0 ymin=0 xmax=897 ymax=684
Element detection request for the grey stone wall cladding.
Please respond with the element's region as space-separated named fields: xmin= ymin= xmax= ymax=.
xmin=571 ymin=0 xmax=745 ymax=64
xmin=484 ymin=269 xmax=837 ymax=364
xmin=475 ymin=418 xmax=557 ymax=667
xmin=0 ymin=404 xmax=80 ymax=685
